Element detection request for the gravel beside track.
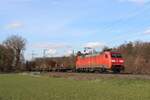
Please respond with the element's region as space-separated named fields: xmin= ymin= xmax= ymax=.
xmin=47 ymin=72 xmax=150 ymax=80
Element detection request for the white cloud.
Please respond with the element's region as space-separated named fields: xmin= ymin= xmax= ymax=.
xmin=84 ymin=42 xmax=106 ymax=49
xmin=6 ymin=21 xmax=24 ymax=29
xmin=143 ymin=27 xmax=150 ymax=34
xmin=46 ymin=49 xmax=57 ymax=56
xmin=28 ymin=43 xmax=72 ymax=57
xmin=64 ymin=49 xmax=74 ymax=56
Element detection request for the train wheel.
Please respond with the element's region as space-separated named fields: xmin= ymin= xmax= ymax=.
xmin=113 ymin=69 xmax=120 ymax=73
xmin=99 ymin=68 xmax=106 ymax=73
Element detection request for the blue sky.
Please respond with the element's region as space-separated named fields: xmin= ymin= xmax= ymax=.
xmin=0 ymin=0 xmax=150 ymax=59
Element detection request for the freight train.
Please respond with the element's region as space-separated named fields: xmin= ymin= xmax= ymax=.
xmin=27 ymin=50 xmax=125 ymax=73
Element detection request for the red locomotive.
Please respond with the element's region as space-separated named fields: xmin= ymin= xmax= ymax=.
xmin=76 ymin=50 xmax=124 ymax=73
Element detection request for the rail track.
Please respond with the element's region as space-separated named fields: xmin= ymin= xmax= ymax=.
xmin=46 ymin=72 xmax=150 ymax=80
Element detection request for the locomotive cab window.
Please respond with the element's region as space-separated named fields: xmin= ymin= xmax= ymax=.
xmin=111 ymin=53 xmax=122 ymax=58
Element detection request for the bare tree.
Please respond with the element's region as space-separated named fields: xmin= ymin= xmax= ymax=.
xmin=0 ymin=44 xmax=14 ymax=72
xmin=3 ymin=35 xmax=26 ymax=71
xmin=117 ymin=41 xmax=150 ymax=74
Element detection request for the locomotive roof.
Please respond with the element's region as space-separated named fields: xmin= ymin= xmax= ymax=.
xmin=78 ymin=51 xmax=121 ymax=58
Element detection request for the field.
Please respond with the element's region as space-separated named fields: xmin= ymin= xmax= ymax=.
xmin=0 ymin=73 xmax=150 ymax=100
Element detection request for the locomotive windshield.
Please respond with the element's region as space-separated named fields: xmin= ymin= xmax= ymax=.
xmin=111 ymin=53 xmax=122 ymax=58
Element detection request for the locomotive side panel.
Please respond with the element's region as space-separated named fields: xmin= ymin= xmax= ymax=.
xmin=76 ymin=52 xmax=109 ymax=69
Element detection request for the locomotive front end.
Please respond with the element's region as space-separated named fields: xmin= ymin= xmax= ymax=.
xmin=110 ymin=52 xmax=125 ymax=73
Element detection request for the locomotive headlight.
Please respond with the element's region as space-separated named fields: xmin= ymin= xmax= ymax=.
xmin=119 ymin=60 xmax=124 ymax=63
xmin=111 ymin=60 xmax=116 ymax=62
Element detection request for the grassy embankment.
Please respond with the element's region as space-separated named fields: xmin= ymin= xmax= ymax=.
xmin=0 ymin=74 xmax=150 ymax=100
